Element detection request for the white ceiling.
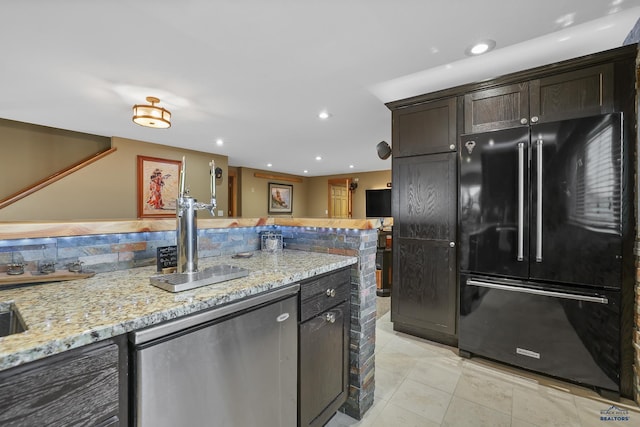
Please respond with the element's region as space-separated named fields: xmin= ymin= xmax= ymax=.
xmin=1 ymin=1 xmax=639 ymax=176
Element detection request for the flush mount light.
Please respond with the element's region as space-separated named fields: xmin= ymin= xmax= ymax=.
xmin=267 ymin=163 xmax=273 ymax=167
xmin=315 ymin=156 xmax=322 ymax=161
xmin=465 ymin=39 xmax=496 ymax=56
xmin=132 ymin=96 xmax=171 ymax=128
xmin=215 ymin=138 xmax=224 ymax=146
xmin=318 ymin=111 xmax=331 ymax=120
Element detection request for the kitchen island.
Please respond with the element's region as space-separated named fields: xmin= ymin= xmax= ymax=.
xmin=0 ymin=249 xmax=357 ymax=426
xmin=0 ymin=249 xmax=356 ymax=371
xmin=0 ymin=217 xmax=378 ymax=423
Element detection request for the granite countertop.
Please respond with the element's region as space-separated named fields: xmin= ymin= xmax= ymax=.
xmin=0 ymin=250 xmax=357 ymax=372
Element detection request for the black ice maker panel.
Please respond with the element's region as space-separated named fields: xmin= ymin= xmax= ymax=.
xmin=459 ymin=274 xmax=620 ymax=393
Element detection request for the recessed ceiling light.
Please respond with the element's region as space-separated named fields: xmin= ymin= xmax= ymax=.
xmin=315 ymin=156 xmax=322 ymax=161
xmin=303 ymin=170 xmax=308 ymax=174
xmin=555 ymin=13 xmax=575 ymax=28
xmin=318 ymin=111 xmax=331 ymax=120
xmin=465 ymin=39 xmax=496 ymax=56
xmin=267 ymin=163 xmax=272 ymax=167
xmin=215 ymin=138 xmax=224 ymax=146
xmin=349 ymin=164 xmax=354 ymax=169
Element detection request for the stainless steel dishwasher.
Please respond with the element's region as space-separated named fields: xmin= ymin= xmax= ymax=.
xmin=130 ymin=284 xmax=299 ymax=427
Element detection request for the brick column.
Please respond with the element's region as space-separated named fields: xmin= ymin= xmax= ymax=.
xmin=281 ymin=226 xmax=378 ymax=419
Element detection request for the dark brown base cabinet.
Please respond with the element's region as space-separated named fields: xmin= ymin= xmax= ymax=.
xmin=0 ymin=337 xmax=127 ymax=427
xmin=298 ymin=268 xmax=351 ymax=427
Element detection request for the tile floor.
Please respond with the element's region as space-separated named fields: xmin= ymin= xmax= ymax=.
xmin=328 ymin=306 xmax=640 ymax=427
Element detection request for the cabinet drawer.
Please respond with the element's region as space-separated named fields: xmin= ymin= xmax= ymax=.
xmin=300 ymin=268 xmax=350 ymax=322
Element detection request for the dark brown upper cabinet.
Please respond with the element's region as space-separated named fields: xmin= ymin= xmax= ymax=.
xmin=530 ymin=63 xmax=614 ymax=123
xmin=464 ymin=64 xmax=614 ymax=133
xmin=464 ymin=82 xmax=529 ymax=134
xmin=393 ymin=97 xmax=457 ymax=157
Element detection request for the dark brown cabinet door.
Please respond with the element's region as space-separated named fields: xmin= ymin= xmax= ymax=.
xmin=299 ymin=300 xmax=350 ymax=427
xmin=393 ymin=97 xmax=457 ymax=157
xmin=0 ymin=340 xmax=121 ymax=427
xmin=464 ymin=82 xmax=529 ymax=133
xmin=391 ymin=153 xmax=457 ymax=342
xmin=464 ymin=64 xmax=614 ymax=134
xmin=529 ymin=63 xmax=614 ymax=123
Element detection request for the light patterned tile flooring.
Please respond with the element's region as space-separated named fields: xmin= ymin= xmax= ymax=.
xmin=327 ymin=305 xmax=640 ymax=427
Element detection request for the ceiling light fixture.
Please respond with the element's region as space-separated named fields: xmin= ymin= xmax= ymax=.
xmin=465 ymin=39 xmax=496 ymax=56
xmin=315 ymin=156 xmax=322 ymax=161
xmin=318 ymin=111 xmax=331 ymax=120
xmin=132 ymin=96 xmax=171 ymax=129
xmin=216 ymin=138 xmax=224 ymax=146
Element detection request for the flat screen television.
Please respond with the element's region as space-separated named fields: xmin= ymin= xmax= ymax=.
xmin=365 ymin=189 xmax=392 ymax=218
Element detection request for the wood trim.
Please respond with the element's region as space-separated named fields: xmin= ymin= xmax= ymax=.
xmin=0 ymin=147 xmax=118 ymax=210
xmin=228 ymin=170 xmax=237 ymax=217
xmin=254 ymin=172 xmax=303 ymax=183
xmin=0 ymin=217 xmax=383 ymax=239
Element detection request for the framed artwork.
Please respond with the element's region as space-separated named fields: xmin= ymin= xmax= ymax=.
xmin=268 ymin=182 xmax=293 ymax=214
xmin=137 ymin=155 xmax=182 ymax=218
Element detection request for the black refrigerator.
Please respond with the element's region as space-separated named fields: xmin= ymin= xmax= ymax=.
xmin=458 ymin=113 xmax=624 ymax=394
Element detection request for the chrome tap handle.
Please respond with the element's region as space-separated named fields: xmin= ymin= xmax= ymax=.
xmin=209 ymin=198 xmax=217 ymax=216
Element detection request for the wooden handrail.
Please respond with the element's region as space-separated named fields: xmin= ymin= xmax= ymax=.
xmin=0 ymin=147 xmax=118 ymax=209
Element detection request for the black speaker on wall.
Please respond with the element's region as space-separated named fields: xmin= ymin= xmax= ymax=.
xmin=376 ymin=141 xmax=391 ymax=160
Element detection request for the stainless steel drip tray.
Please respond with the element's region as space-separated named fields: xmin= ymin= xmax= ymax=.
xmin=150 ymin=265 xmax=250 ymax=292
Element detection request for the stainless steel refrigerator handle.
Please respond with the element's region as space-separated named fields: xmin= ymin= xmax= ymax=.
xmin=517 ymin=142 xmax=525 ymax=261
xmin=536 ymin=139 xmax=543 ymax=262
xmin=467 ymin=279 xmax=608 ymax=304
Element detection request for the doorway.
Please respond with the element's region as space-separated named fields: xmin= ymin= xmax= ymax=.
xmin=327 ymin=178 xmax=353 ymax=218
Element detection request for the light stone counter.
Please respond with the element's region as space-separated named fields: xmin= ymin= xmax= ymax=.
xmin=0 ymin=250 xmax=357 ymax=372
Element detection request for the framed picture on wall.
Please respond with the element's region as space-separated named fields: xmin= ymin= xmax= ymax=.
xmin=268 ymin=182 xmax=293 ymax=214
xmin=137 ymin=155 xmax=182 ymax=218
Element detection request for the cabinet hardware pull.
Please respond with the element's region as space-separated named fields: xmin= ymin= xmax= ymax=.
xmin=536 ymin=139 xmax=543 ymax=262
xmin=449 ymin=144 xmax=456 ymax=151
xmin=325 ymin=312 xmax=336 ymax=323
xmin=326 ymin=288 xmax=336 ymax=297
xmin=530 ymin=116 xmax=539 ymax=123
xmin=517 ymin=142 xmax=525 ymax=261
xmin=520 ymin=118 xmax=528 ymax=125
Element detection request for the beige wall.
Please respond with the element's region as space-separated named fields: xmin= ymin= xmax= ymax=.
xmin=0 ymin=118 xmax=110 ymax=200
xmin=0 ymin=119 xmax=389 ymax=221
xmin=232 ymin=168 xmax=391 ymax=218
xmin=236 ymin=167 xmax=309 ymax=217
xmin=305 ymin=170 xmax=391 ymax=218
xmin=0 ymin=137 xmax=228 ymax=221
